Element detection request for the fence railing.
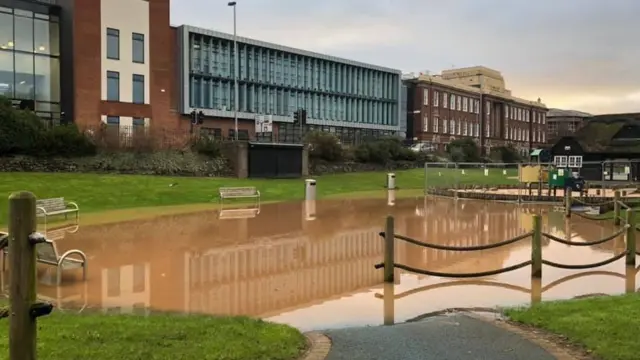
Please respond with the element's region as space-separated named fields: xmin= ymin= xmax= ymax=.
xmin=375 ymin=266 xmax=640 ymax=325
xmin=374 ymin=211 xmax=636 ymax=283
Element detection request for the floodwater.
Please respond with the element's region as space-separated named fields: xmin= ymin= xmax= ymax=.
xmin=3 ymin=194 xmax=636 ymax=331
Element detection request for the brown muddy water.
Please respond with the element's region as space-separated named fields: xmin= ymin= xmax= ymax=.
xmin=3 ymin=196 xmax=635 ymax=331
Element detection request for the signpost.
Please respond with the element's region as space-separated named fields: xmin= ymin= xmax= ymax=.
xmin=254 ymin=115 xmax=273 ymax=141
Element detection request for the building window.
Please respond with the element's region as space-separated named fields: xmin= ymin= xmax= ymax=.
xmin=456 ymin=96 xmax=461 ymax=111
xmin=442 ymin=119 xmax=448 ymax=134
xmin=423 ymin=114 xmax=429 ymax=132
xmin=433 ymin=91 xmax=439 ymax=107
xmin=554 ymin=156 xmax=568 ymax=167
xmin=449 ymin=119 xmax=455 ymax=134
xmin=132 ymin=33 xmax=144 ymax=63
xmin=569 ymin=156 xmax=582 ymax=169
xmin=132 ymin=74 xmax=144 ymax=104
xmin=475 ymin=100 xmax=480 ymax=114
xmin=132 ymin=117 xmax=145 ymax=126
xmin=462 ymin=97 xmax=468 ymax=112
xmin=106 ymin=28 xmax=120 ymax=60
xmin=106 ymin=116 xmax=120 ymax=125
xmin=423 ymin=89 xmax=429 ymax=105
xmin=106 ymin=71 xmax=120 ymax=101
xmin=433 ymin=117 xmax=439 ymax=133
xmin=450 ymin=94 xmax=455 ymax=109
xmin=443 ymin=93 xmax=448 ymax=109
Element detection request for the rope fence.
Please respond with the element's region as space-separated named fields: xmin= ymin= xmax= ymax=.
xmin=374 ymin=210 xmax=637 ymax=282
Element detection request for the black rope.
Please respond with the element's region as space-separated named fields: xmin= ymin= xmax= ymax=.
xmin=541 ymin=226 xmax=627 ymax=246
xmin=374 ymin=260 xmax=532 ymax=279
xmin=618 ymin=201 xmax=631 ymax=210
xmin=541 ymin=270 xmax=626 ymax=293
xmin=542 ymin=251 xmax=628 ymax=270
xmin=378 ymin=231 xmax=533 ymax=252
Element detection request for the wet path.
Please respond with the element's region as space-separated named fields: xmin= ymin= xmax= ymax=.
xmin=324 ymin=313 xmax=556 ymax=360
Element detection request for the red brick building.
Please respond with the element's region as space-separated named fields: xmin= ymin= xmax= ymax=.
xmin=404 ymin=66 xmax=548 ymax=155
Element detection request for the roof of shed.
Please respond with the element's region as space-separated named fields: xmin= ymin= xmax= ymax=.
xmin=572 ymin=113 xmax=640 ymax=153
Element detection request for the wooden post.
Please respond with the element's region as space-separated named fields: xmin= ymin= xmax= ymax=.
xmin=530 ymin=277 xmax=542 ymax=305
xmin=625 ymin=265 xmax=636 ymax=294
xmin=8 ymin=191 xmax=38 ymax=360
xmin=384 ymin=216 xmax=395 ymax=283
xmin=383 ymin=282 xmax=395 ymax=326
xmin=614 ymin=191 xmax=621 ymax=226
xmin=626 ymin=209 xmax=636 ymax=266
xmin=564 ymin=188 xmax=572 ymax=218
xmin=531 ymin=215 xmax=542 ymax=278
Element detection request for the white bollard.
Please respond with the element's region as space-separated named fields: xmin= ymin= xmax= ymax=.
xmin=304 ymin=200 xmax=316 ymax=221
xmin=461 ymin=169 xmax=465 ymax=175
xmin=503 ymin=169 xmax=507 ymax=175
xmin=387 ymin=173 xmax=396 ymax=189
xmin=387 ymin=190 xmax=396 ymax=206
xmin=484 ymin=168 xmax=489 ymax=176
xmin=305 ymin=179 xmax=316 ymax=201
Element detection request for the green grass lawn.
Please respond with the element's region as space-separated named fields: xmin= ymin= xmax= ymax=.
xmin=0 ymin=302 xmax=306 ymax=360
xmin=506 ymin=294 xmax=640 ymax=360
xmin=0 ymin=168 xmax=517 ymax=215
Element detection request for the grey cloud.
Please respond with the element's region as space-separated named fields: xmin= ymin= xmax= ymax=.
xmin=171 ymin=0 xmax=640 ymax=114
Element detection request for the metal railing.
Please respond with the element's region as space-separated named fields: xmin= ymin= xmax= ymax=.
xmin=374 ymin=211 xmax=636 ymax=282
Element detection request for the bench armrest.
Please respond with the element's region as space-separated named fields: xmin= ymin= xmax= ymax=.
xmin=66 ymin=202 xmax=80 ymax=211
xmin=36 ymin=206 xmax=48 ymax=215
xmin=256 ymin=190 xmax=261 ymax=197
xmin=58 ymin=249 xmax=87 ymax=267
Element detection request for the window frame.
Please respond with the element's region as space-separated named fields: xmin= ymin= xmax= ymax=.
xmin=132 ymin=74 xmax=145 ymax=104
xmin=132 ymin=117 xmax=145 ymax=127
xmin=554 ymin=155 xmax=568 ymax=167
xmin=106 ymin=71 xmax=120 ymax=101
xmin=106 ymin=115 xmax=120 ymax=125
xmin=568 ymin=155 xmax=583 ymax=168
xmin=106 ymin=28 xmax=120 ymax=60
xmin=132 ymin=32 xmax=145 ymax=64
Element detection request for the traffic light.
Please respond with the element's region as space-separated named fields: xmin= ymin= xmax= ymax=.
xmin=197 ymin=111 xmax=205 ymax=125
xmin=190 ymin=110 xmax=197 ymax=125
xmin=293 ymin=110 xmax=300 ymax=124
xmin=300 ymin=109 xmax=307 ymax=125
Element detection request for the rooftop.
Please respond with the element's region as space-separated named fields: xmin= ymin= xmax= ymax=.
xmin=571 ymin=113 xmax=640 ymax=153
xmin=547 ymin=108 xmax=592 ymax=118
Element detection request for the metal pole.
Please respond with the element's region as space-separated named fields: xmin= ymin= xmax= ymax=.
xmin=233 ymin=4 xmax=239 ymax=140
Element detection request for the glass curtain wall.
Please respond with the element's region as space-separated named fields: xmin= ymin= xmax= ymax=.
xmin=0 ymin=6 xmax=61 ymax=119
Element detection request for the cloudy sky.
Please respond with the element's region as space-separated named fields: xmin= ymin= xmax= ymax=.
xmin=171 ymin=0 xmax=639 ymax=115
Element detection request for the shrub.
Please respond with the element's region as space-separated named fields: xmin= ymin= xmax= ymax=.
xmin=305 ymin=131 xmax=343 ymax=161
xmin=0 ymin=95 xmax=96 ymax=157
xmin=191 ymin=136 xmax=222 ymax=157
xmin=354 ymin=136 xmax=418 ymax=164
xmin=446 ymin=138 xmax=481 ymax=162
xmin=490 ymin=145 xmax=524 ymax=163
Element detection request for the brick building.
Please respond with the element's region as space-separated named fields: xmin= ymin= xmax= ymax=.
xmin=404 ymin=66 xmax=548 ymax=155
xmin=0 ymin=0 xmax=403 ymax=144
xmin=546 ymin=108 xmax=592 ymax=144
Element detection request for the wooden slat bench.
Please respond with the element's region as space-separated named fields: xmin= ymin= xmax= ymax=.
xmin=2 ymin=237 xmax=87 ymax=285
xmin=218 ymin=208 xmax=260 ymax=220
xmin=36 ymin=197 xmax=80 ymax=231
xmin=219 ymin=187 xmax=260 ymax=206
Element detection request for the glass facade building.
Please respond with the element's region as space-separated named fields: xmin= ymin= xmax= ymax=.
xmin=177 ymin=26 xmax=402 ymax=138
xmin=0 ymin=4 xmax=61 ymax=120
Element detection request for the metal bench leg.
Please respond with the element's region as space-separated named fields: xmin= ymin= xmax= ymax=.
xmin=56 ymin=266 xmax=62 ymax=286
xmin=82 ymin=262 xmax=87 ymax=282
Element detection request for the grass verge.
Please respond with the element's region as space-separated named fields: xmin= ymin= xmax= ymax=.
xmin=0 ymin=299 xmax=306 ymax=360
xmin=506 ymin=294 xmax=640 ymax=360
xmin=0 ymin=168 xmax=516 ymax=216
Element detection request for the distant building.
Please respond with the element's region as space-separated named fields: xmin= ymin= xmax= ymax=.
xmin=403 ymin=66 xmax=548 ymax=155
xmin=176 ymin=25 xmax=402 ymax=142
xmin=546 ymin=108 xmax=592 ymax=144
xmin=550 ymin=113 xmax=640 ymax=182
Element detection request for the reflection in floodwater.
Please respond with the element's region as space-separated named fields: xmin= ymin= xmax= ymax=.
xmin=3 ymin=197 xmax=636 ymax=330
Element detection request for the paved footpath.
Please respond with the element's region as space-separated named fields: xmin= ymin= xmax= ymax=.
xmin=323 ymin=313 xmax=558 ymax=360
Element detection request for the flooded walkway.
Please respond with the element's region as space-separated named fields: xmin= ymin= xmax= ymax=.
xmin=9 ymin=195 xmax=634 ymax=331
xmin=325 ymin=313 xmax=556 ymax=360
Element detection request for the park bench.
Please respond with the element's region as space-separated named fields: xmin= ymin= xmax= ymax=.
xmin=219 ymin=187 xmax=260 ymax=207
xmin=218 ymin=208 xmax=260 ymax=220
xmin=2 ymin=237 xmax=87 ymax=286
xmin=36 ymin=197 xmax=80 ymax=231
xmin=45 ymin=223 xmax=80 ymax=241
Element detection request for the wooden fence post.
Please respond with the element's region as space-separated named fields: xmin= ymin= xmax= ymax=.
xmin=8 ymin=191 xmax=38 ymax=360
xmin=383 ymin=282 xmax=395 ymax=325
xmin=564 ymin=189 xmax=572 ymax=218
xmin=614 ymin=191 xmax=621 ymax=225
xmin=626 ymin=209 xmax=636 ymax=266
xmin=531 ymin=215 xmax=542 ymax=278
xmin=384 ymin=216 xmax=395 ymax=283
xmin=530 ymin=277 xmax=542 ymax=305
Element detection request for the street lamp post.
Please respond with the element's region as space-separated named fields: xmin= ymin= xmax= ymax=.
xmin=228 ymin=1 xmax=239 ymax=140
